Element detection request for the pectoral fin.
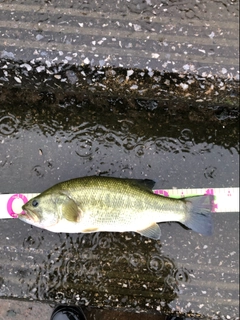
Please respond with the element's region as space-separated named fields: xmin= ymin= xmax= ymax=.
xmin=137 ymin=223 xmax=161 ymax=240
xmin=54 ymin=194 xmax=81 ymax=222
xmin=61 ymin=200 xmax=81 ymax=222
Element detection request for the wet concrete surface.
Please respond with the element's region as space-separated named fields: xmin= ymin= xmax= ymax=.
xmin=0 ymin=97 xmax=239 ymax=319
xmin=0 ymin=0 xmax=239 ymax=320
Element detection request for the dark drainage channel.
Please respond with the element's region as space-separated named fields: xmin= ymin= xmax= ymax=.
xmin=0 ymin=1 xmax=239 ymax=319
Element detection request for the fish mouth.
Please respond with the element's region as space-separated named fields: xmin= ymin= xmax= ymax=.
xmin=18 ymin=208 xmax=40 ymax=223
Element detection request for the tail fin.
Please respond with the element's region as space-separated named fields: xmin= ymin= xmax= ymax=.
xmin=181 ymin=195 xmax=213 ymax=235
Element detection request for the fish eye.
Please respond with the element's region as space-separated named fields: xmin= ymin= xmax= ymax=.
xmin=32 ymin=199 xmax=39 ymax=207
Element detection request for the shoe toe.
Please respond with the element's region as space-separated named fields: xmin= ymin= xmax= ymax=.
xmin=50 ymin=305 xmax=86 ymax=320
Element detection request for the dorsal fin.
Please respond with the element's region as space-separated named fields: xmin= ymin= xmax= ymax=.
xmin=130 ymin=179 xmax=156 ymax=191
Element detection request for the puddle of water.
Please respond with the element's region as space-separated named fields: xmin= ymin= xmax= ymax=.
xmin=0 ymin=96 xmax=239 ymax=318
xmin=0 ymin=99 xmax=238 ymax=192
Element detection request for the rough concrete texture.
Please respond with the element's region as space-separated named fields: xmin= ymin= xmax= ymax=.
xmin=0 ymin=0 xmax=239 ymax=78
xmin=0 ymin=0 xmax=239 ymax=109
xmin=0 ymin=299 xmax=52 ymax=320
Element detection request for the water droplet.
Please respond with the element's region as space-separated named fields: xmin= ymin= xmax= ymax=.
xmin=178 ymin=129 xmax=194 ymax=152
xmin=75 ymin=137 xmax=93 ymax=158
xmin=179 ymin=128 xmax=193 ymax=142
xmin=0 ymin=114 xmax=18 ymax=135
xmin=164 ymin=274 xmax=178 ymax=291
xmin=173 ymin=267 xmax=189 ymax=283
xmin=123 ymin=136 xmax=137 ymax=151
xmin=204 ymin=166 xmax=217 ymax=179
xmin=135 ymin=144 xmax=145 ymax=157
xmin=39 ymin=122 xmax=57 ymax=137
xmin=31 ymin=165 xmax=44 ymax=178
xmin=98 ymin=235 xmax=112 ymax=249
xmin=135 ymin=99 xmax=158 ymax=111
xmin=129 ymin=253 xmax=145 ymax=268
xmin=105 ymin=132 xmax=116 ymax=143
xmin=155 ymin=137 xmax=180 ymax=153
xmin=147 ymin=255 xmax=164 ymax=272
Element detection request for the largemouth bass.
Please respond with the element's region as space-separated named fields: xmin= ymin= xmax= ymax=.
xmin=19 ymin=176 xmax=213 ymax=240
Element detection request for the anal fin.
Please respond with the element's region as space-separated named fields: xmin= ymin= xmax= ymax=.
xmin=137 ymin=223 xmax=161 ymax=240
xmin=81 ymin=227 xmax=99 ymax=233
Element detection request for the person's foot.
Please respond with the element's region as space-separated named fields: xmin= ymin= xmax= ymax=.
xmin=50 ymin=305 xmax=87 ymax=320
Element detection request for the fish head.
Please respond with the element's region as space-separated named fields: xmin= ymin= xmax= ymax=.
xmin=19 ymin=193 xmax=59 ymax=229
